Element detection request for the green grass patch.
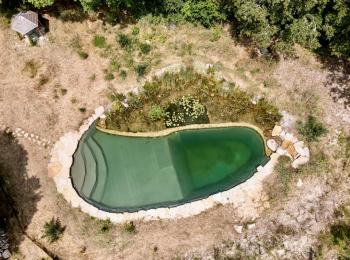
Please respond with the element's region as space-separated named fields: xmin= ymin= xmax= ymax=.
xmin=93 ymin=35 xmax=106 ymax=48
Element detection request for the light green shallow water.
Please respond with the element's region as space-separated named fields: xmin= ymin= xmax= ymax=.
xmin=70 ymin=125 xmax=268 ymax=212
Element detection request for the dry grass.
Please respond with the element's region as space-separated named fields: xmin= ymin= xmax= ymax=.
xmin=0 ymin=13 xmax=349 ymax=260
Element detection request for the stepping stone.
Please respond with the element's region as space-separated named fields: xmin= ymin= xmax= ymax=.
xmin=272 ymin=125 xmax=282 ymax=136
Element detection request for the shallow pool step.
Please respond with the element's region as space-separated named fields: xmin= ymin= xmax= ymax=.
xmin=81 ymin=142 xmax=97 ymax=197
xmin=86 ymin=137 xmax=108 ymax=201
xmin=70 ymin=143 xmax=86 ymax=192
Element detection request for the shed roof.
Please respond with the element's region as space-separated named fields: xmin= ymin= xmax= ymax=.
xmin=11 ymin=11 xmax=38 ymax=36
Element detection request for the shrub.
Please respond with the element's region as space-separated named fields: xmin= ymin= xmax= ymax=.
xmin=77 ymin=50 xmax=89 ymax=59
xmin=122 ymin=221 xmax=136 ymax=234
xmin=134 ymin=63 xmax=149 ymax=77
xmin=297 ymin=115 xmax=327 ymax=142
xmin=330 ymin=223 xmax=350 ymax=257
xmin=181 ymin=0 xmax=224 ymax=28
xmin=225 ymin=88 xmax=253 ymax=120
xmin=79 ymin=107 xmax=86 ymax=113
xmin=127 ymin=92 xmax=142 ymax=109
xmin=254 ymin=98 xmax=282 ymax=129
xmin=117 ymin=33 xmax=132 ymax=49
xmin=92 ymin=35 xmax=106 ymax=48
xmin=119 ymin=70 xmax=127 ymax=80
xmin=148 ymin=105 xmax=165 ymax=121
xmin=104 ymin=72 xmax=115 ymax=81
xmin=42 ymin=218 xmax=65 ymax=243
xmin=99 ymin=219 xmax=113 ymax=233
xmin=143 ymin=81 xmax=161 ymax=98
xmin=139 ymin=43 xmax=152 ymax=54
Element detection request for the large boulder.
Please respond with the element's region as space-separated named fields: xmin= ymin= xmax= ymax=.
xmin=287 ymin=145 xmax=298 ymax=159
xmin=294 ymin=141 xmax=310 ymax=158
xmin=292 ymin=156 xmax=309 ymax=168
xmin=272 ymin=125 xmax=282 ymax=136
xmin=267 ymin=139 xmax=278 ymax=152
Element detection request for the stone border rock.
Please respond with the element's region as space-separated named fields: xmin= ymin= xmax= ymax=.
xmin=0 ymin=124 xmax=52 ymax=149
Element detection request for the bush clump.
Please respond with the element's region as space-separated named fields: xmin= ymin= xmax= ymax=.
xmin=132 ymin=26 xmax=140 ymax=35
xmin=104 ymin=72 xmax=115 ymax=81
xmin=139 ymin=43 xmax=152 ymax=54
xmin=99 ymin=219 xmax=113 ymax=233
xmin=117 ymin=33 xmax=132 ymax=49
xmin=134 ymin=63 xmax=149 ymax=77
xmin=42 ymin=218 xmax=65 ymax=243
xmin=297 ymin=115 xmax=327 ymax=142
xmin=254 ymin=98 xmax=282 ymax=129
xmin=181 ymin=0 xmax=224 ymax=28
xmin=119 ymin=70 xmax=127 ymax=80
xmin=123 ymin=221 xmax=136 ymax=234
xmin=148 ymin=105 xmax=165 ymax=121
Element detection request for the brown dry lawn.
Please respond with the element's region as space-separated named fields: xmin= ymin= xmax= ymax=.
xmin=0 ymin=14 xmax=349 ymax=259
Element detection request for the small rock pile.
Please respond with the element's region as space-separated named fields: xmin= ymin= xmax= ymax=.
xmin=267 ymin=125 xmax=310 ymax=168
xmin=0 ymin=229 xmax=10 ymax=259
xmin=0 ymin=125 xmax=51 ymax=149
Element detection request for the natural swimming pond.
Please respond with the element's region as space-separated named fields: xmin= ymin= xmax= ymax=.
xmin=70 ymin=125 xmax=268 ymax=213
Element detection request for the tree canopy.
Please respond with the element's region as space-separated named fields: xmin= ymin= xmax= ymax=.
xmin=1 ymin=0 xmax=350 ymax=60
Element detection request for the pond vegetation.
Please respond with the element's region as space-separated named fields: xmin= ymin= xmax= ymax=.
xmin=105 ymin=66 xmax=282 ymax=132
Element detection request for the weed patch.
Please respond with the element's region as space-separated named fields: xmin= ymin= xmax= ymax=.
xmin=42 ymin=218 xmax=65 ymax=243
xmin=297 ymin=115 xmax=327 ymax=142
xmin=104 ymin=66 xmax=281 ymax=132
xmin=93 ymin=35 xmax=106 ymax=48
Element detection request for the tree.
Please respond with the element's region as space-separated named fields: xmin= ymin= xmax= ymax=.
xmin=181 ymin=0 xmax=224 ymax=28
xmin=323 ymin=0 xmax=350 ymax=59
xmin=26 ymin=0 xmax=55 ymax=8
xmin=225 ymin=0 xmax=327 ymax=52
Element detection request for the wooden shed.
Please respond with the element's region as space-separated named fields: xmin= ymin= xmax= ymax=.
xmin=11 ymin=11 xmax=40 ymax=36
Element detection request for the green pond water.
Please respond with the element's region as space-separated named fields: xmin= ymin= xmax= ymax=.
xmin=70 ymin=125 xmax=268 ymax=212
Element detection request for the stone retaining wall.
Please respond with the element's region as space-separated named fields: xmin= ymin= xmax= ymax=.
xmin=48 ymin=107 xmax=309 ymax=223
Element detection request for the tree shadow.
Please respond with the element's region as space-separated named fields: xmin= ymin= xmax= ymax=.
xmin=0 ymin=131 xmax=41 ymax=254
xmin=318 ymin=55 xmax=350 ymax=109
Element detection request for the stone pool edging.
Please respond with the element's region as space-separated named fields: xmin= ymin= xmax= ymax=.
xmin=48 ymin=107 xmax=309 ymax=223
xmin=96 ymin=122 xmax=269 ymax=154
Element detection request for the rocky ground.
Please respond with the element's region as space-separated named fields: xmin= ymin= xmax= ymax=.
xmin=0 ymin=14 xmax=349 ymax=259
